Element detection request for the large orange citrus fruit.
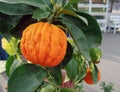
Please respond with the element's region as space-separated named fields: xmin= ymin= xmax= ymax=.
xmin=20 ymin=22 xmax=67 ymax=67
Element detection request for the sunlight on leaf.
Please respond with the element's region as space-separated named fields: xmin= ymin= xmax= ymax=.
xmin=2 ymin=37 xmax=20 ymax=55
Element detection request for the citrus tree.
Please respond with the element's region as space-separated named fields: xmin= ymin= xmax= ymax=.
xmin=0 ymin=0 xmax=102 ymax=92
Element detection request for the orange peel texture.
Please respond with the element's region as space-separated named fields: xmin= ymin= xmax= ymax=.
xmin=20 ymin=22 xmax=67 ymax=67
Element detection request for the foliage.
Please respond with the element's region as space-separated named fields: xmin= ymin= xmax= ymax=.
xmin=0 ymin=0 xmax=102 ymax=92
xmin=100 ymin=81 xmax=114 ymax=92
xmin=2 ymin=37 xmax=20 ymax=55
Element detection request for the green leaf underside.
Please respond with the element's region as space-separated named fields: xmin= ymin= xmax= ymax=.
xmin=8 ymin=64 xmax=46 ymax=92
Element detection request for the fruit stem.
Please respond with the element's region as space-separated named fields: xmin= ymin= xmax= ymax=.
xmin=48 ymin=13 xmax=55 ymax=24
xmin=48 ymin=4 xmax=61 ymax=24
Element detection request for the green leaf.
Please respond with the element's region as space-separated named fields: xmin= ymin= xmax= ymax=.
xmin=32 ymin=8 xmax=50 ymax=20
xmin=10 ymin=15 xmax=37 ymax=38
xmin=0 ymin=2 xmax=36 ymax=15
xmin=65 ymin=58 xmax=79 ymax=81
xmin=61 ymin=88 xmax=76 ymax=92
xmin=44 ymin=0 xmax=51 ymax=6
xmin=89 ymin=47 xmax=102 ymax=61
xmin=0 ymin=13 xmax=22 ymax=26
xmin=0 ymin=0 xmax=48 ymax=8
xmin=75 ymin=59 xmax=87 ymax=83
xmin=6 ymin=55 xmax=15 ymax=76
xmin=10 ymin=59 xmax=23 ymax=76
xmin=65 ymin=0 xmax=79 ymax=9
xmin=60 ymin=14 xmax=87 ymax=33
xmin=61 ymin=16 xmax=90 ymax=60
xmin=50 ymin=0 xmax=62 ymax=6
xmin=60 ymin=9 xmax=79 ymax=18
xmin=89 ymin=63 xmax=99 ymax=83
xmin=75 ymin=11 xmax=102 ymax=47
xmin=0 ymin=19 xmax=13 ymax=34
xmin=2 ymin=37 xmax=20 ymax=55
xmin=41 ymin=85 xmax=54 ymax=92
xmin=6 ymin=55 xmax=25 ymax=77
xmin=72 ymin=3 xmax=78 ymax=10
xmin=67 ymin=0 xmax=80 ymax=5
xmin=8 ymin=64 xmax=46 ymax=92
xmin=47 ymin=67 xmax=62 ymax=85
xmin=61 ymin=12 xmax=101 ymax=49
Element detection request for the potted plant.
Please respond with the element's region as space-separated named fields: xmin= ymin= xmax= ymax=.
xmin=0 ymin=0 xmax=102 ymax=92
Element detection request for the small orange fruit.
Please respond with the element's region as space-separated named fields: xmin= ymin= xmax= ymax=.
xmin=84 ymin=67 xmax=101 ymax=84
xmin=20 ymin=22 xmax=67 ymax=67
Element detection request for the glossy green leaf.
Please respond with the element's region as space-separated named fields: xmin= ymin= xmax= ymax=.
xmin=61 ymin=13 xmax=101 ymax=49
xmin=0 ymin=0 xmax=48 ymax=8
xmin=65 ymin=58 xmax=79 ymax=80
xmin=60 ymin=14 xmax=87 ymax=33
xmin=61 ymin=16 xmax=90 ymax=59
xmin=8 ymin=64 xmax=46 ymax=92
xmin=0 ymin=2 xmax=35 ymax=15
xmin=75 ymin=11 xmax=102 ymax=47
xmin=32 ymin=8 xmax=50 ymax=20
xmin=61 ymin=88 xmax=76 ymax=92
